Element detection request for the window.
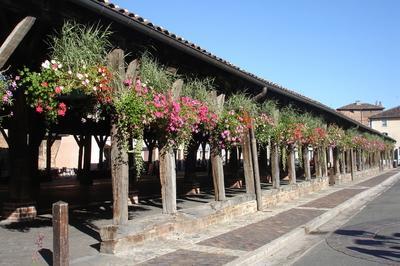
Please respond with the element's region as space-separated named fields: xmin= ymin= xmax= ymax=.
xmin=382 ymin=119 xmax=387 ymax=127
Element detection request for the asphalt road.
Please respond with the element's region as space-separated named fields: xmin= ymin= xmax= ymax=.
xmin=293 ymin=178 xmax=400 ymax=266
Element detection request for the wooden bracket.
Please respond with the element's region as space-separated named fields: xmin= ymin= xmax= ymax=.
xmin=0 ymin=16 xmax=36 ymax=69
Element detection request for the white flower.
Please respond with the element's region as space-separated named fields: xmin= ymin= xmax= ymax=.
xmin=68 ymin=70 xmax=72 ymax=75
xmin=93 ymin=86 xmax=97 ymax=91
xmin=41 ymin=60 xmax=50 ymax=69
xmin=81 ymin=118 xmax=87 ymax=123
xmin=76 ymin=73 xmax=84 ymax=80
xmin=58 ymin=63 xmax=63 ymax=69
xmin=51 ymin=60 xmax=56 ymax=64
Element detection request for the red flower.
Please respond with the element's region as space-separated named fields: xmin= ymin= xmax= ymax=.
xmin=41 ymin=82 xmax=48 ymax=88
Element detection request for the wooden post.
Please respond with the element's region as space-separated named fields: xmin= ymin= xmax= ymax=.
xmin=249 ymin=122 xmax=262 ymax=211
xmin=211 ymin=151 xmax=226 ymax=201
xmin=346 ymin=149 xmax=351 ymax=173
xmin=209 ymin=93 xmax=226 ymax=201
xmin=157 ymin=79 xmax=182 ymax=213
xmin=350 ymin=148 xmax=355 ymax=180
xmin=46 ymin=135 xmax=56 ymax=177
xmin=0 ymin=16 xmax=36 ymax=68
xmin=340 ymin=150 xmax=346 ymax=175
xmin=314 ymin=147 xmax=322 ymax=177
xmin=242 ymin=128 xmax=255 ymax=194
xmin=288 ymin=144 xmax=296 ymax=184
xmin=303 ymin=145 xmax=311 ymax=181
xmin=159 ymin=146 xmax=177 ymax=214
xmin=53 ymin=201 xmax=69 ymax=266
xmin=271 ymin=143 xmax=280 ymax=189
xmin=333 ymin=147 xmax=340 ymax=176
xmin=82 ymin=135 xmax=92 ymax=185
xmin=322 ymin=147 xmax=328 ymax=177
xmin=108 ymin=49 xmax=132 ymax=225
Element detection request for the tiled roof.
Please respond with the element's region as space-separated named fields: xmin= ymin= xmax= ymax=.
xmin=370 ymin=106 xmax=400 ymax=119
xmin=337 ymin=102 xmax=384 ymax=111
xmin=90 ymin=0 xmax=335 ymax=106
xmin=73 ymin=0 xmax=393 ymax=141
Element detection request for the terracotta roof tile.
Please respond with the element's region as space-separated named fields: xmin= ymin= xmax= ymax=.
xmin=337 ymin=102 xmax=384 ymax=111
xmin=83 ymin=0 xmax=393 ymax=140
xmin=370 ymin=106 xmax=400 ymax=119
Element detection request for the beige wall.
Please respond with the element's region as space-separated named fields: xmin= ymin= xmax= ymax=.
xmin=370 ymin=118 xmax=400 ymax=148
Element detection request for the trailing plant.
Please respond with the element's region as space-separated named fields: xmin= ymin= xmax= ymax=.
xmin=0 ymin=72 xmax=16 ymax=115
xmin=255 ymin=101 xmax=277 ymax=147
xmin=19 ymin=21 xmax=114 ymax=124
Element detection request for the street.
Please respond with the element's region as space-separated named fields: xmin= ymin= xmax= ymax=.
xmin=292 ymin=178 xmax=400 ymax=265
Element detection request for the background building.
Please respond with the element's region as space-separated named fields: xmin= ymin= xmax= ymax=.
xmin=369 ymin=106 xmax=400 ymax=164
xmin=337 ymin=101 xmax=384 ymax=126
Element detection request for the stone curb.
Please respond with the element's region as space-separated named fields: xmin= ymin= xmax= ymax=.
xmin=225 ymin=170 xmax=400 ymax=266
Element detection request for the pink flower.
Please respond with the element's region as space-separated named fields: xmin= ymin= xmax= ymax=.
xmin=41 ymin=82 xmax=48 ymax=88
xmin=58 ymin=109 xmax=66 ymax=116
xmin=54 ymin=86 xmax=63 ymax=94
xmin=35 ymin=105 xmax=43 ymax=113
xmin=124 ymin=79 xmax=132 ymax=87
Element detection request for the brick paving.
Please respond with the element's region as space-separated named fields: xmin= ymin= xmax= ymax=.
xmin=356 ymin=170 xmax=397 ymax=187
xmin=198 ymin=208 xmax=325 ymax=251
xmin=138 ymin=249 xmax=237 ymax=266
xmin=300 ymin=188 xmax=367 ymax=209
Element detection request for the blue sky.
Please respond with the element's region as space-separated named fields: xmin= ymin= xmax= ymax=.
xmin=113 ymin=0 xmax=400 ymax=110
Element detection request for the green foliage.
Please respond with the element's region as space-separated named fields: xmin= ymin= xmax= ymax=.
xmin=114 ymin=90 xmax=149 ymax=140
xmin=139 ymin=53 xmax=175 ymax=92
xmin=182 ymin=77 xmax=215 ymax=105
xmin=49 ymin=21 xmax=112 ymax=72
xmin=225 ymin=92 xmax=258 ymax=116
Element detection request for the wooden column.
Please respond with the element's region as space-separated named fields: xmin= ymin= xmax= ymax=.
xmin=159 ymin=147 xmax=177 ymax=214
xmin=209 ymin=93 xmax=226 ymax=201
xmin=249 ymin=122 xmax=262 ymax=211
xmin=288 ymin=144 xmax=296 ymax=184
xmin=94 ymin=135 xmax=107 ymax=169
xmin=53 ymin=201 xmax=69 ymax=266
xmin=108 ymin=49 xmax=134 ymax=224
xmin=242 ymin=128 xmax=255 ymax=194
xmin=322 ymin=147 xmax=328 ymax=177
xmin=0 ymin=16 xmax=36 ymax=68
xmin=82 ymin=135 xmax=92 ymax=185
xmin=333 ymin=147 xmax=340 ymax=176
xmin=271 ymin=143 xmax=280 ymax=189
xmin=303 ymin=145 xmax=311 ymax=181
xmin=340 ymin=150 xmax=346 ymax=175
xmin=350 ymin=148 xmax=355 ymax=180
xmin=158 ymin=79 xmax=182 ymax=214
xmin=211 ymin=151 xmax=226 ymax=201
xmin=314 ymin=147 xmax=322 ymax=177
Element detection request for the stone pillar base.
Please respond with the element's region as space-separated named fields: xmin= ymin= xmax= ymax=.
xmin=2 ymin=201 xmax=37 ymax=222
